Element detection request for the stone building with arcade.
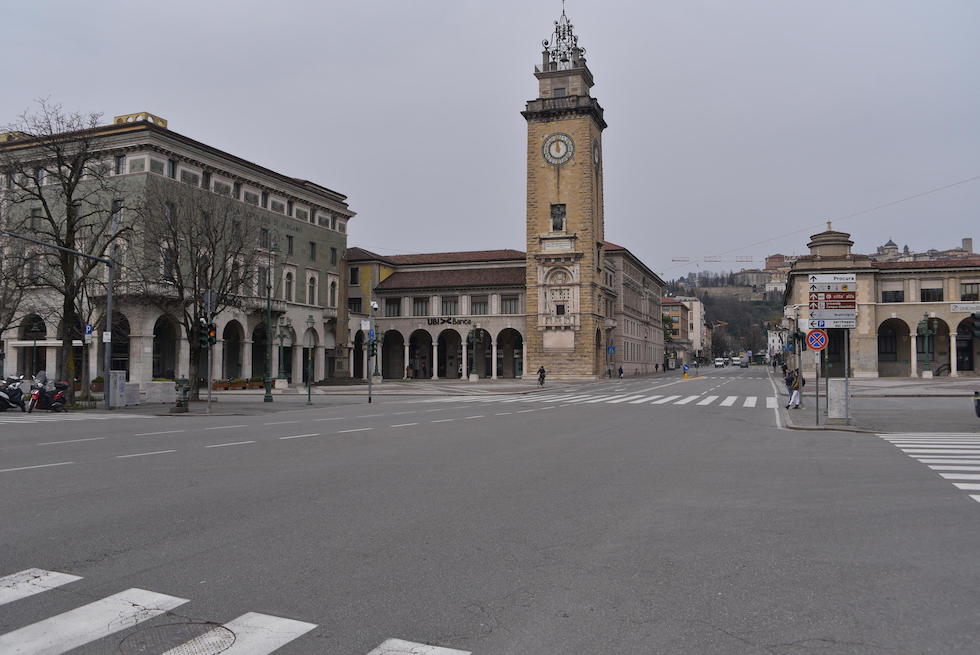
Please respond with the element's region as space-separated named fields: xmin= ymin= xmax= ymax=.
xmin=1 ymin=112 xmax=353 ymax=388
xmin=784 ymin=225 xmax=980 ymax=379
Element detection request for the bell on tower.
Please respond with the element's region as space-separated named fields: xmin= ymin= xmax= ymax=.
xmin=534 ymin=2 xmax=596 ymax=100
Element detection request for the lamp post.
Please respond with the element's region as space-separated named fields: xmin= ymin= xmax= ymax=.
xmin=263 ymin=235 xmax=279 ymax=403
xmin=917 ymin=313 xmax=935 ymax=376
xmin=277 ymin=316 xmax=291 ymax=381
xmin=305 ymin=314 xmax=314 ymax=405
xmin=466 ymin=323 xmax=482 ymax=378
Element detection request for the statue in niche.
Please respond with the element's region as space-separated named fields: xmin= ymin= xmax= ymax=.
xmin=550 ymin=204 xmax=566 ymax=231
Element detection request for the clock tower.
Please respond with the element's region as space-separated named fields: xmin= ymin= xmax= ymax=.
xmin=523 ymin=6 xmax=607 ymax=378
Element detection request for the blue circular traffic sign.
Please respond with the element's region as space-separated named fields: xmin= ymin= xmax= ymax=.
xmin=806 ymin=329 xmax=828 ymax=351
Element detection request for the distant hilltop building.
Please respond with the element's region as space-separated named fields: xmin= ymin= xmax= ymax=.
xmin=873 ymin=237 xmax=974 ymax=262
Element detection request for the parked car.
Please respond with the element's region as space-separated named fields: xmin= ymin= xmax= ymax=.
xmin=714 ymin=358 xmax=725 ymax=368
xmin=739 ymin=359 xmax=750 ymax=368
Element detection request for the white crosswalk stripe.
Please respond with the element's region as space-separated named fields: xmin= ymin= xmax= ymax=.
xmin=880 ymin=433 xmax=980 ymax=505
xmin=766 ymin=397 xmax=778 ymax=409
xmin=0 ymin=567 xmax=470 ymax=654
xmin=0 ymin=587 xmax=189 ymax=653
xmin=628 ymin=395 xmax=662 ymax=403
xmin=416 ymin=392 xmax=773 ymax=410
xmin=742 ymin=396 xmax=757 ymax=408
xmin=0 ymin=568 xmax=81 ymax=606
xmin=696 ymin=395 xmax=718 ymax=406
xmin=607 ymin=395 xmax=646 ymax=404
xmin=0 ymin=412 xmax=151 ymax=424
xmin=719 ymin=396 xmax=738 ymax=407
xmin=674 ymin=395 xmax=700 ymax=405
xmin=652 ymin=395 xmax=681 ymax=404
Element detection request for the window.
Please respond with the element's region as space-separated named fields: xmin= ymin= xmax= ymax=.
xmin=167 ymin=159 xmax=177 ymax=179
xmin=202 ymin=171 xmax=212 ymax=189
xmin=349 ymin=267 xmax=360 ymax=285
xmin=295 ymin=208 xmax=309 ymax=221
xmin=329 ymin=281 xmax=337 ymax=307
xmin=961 ymin=283 xmax=979 ymax=302
xmin=110 ymin=199 xmax=123 ymax=227
xmin=260 ymin=191 xmax=269 ymax=209
xmin=286 ymin=235 xmax=294 ymax=255
xmin=179 ymin=169 xmax=199 ymax=185
xmin=284 ymin=272 xmax=294 ymax=302
xmin=270 ymin=200 xmax=285 ymax=214
xmin=308 ymin=277 xmax=317 ymax=305
xmin=348 ymin=297 xmax=362 ymax=313
xmin=554 ymin=87 xmax=566 ymax=97
xmin=441 ymin=296 xmax=458 ymax=315
xmin=115 ymin=155 xmax=126 ymax=175
xmin=385 ymin=298 xmax=401 ymax=317
xmin=244 ymin=191 xmax=259 ymax=205
xmin=550 ymin=204 xmax=566 ymax=231
xmin=309 ymin=241 xmax=316 ymax=261
xmin=149 ymin=159 xmax=165 ymax=175
xmin=213 ymin=181 xmax=231 ymax=195
xmin=555 ymin=303 xmax=565 ymax=316
xmin=233 ymin=181 xmax=241 ymax=199
xmin=920 ymin=287 xmax=944 ymax=302
xmin=501 ymin=295 xmax=520 ymax=314
xmin=287 ymin=200 xmax=294 ymax=216
xmin=881 ymin=290 xmax=904 ymax=303
xmin=413 ymin=297 xmax=430 ymax=316
xmin=672 ymin=329 xmax=680 ymax=336
xmin=471 ymin=296 xmax=488 ymax=315
xmin=259 ymin=228 xmax=270 ymax=249
xmin=337 ymin=220 xmax=346 ymax=233
xmin=330 ymin=247 xmax=337 ymax=265
xmin=129 ymin=158 xmax=146 ymax=173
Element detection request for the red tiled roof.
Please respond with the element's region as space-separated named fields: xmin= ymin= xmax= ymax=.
xmin=385 ymin=249 xmax=526 ymax=265
xmin=375 ymin=267 xmax=526 ymax=291
xmin=344 ymin=247 xmax=391 ymax=263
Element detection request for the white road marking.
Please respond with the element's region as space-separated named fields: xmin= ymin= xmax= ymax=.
xmin=278 ymin=433 xmax=319 ymax=440
xmin=0 ymin=461 xmax=75 ymax=472
xmin=696 ymin=396 xmax=718 ymax=406
xmin=116 ymin=450 xmax=176 ymax=459
xmin=652 ymin=395 xmax=681 ymax=404
xmin=431 ymin=418 xmax=456 ymax=423
xmin=928 ymin=465 xmax=980 ymax=471
xmin=391 ymin=423 xmax=419 ymax=427
xmin=205 ymin=440 xmax=256 ymax=448
xmin=314 ymin=417 xmax=345 ymax=421
xmin=358 ymin=414 xmax=384 ymax=418
xmin=495 ymin=412 xmax=512 ymax=416
xmin=162 ymin=611 xmax=317 ymax=655
xmin=0 ymin=569 xmax=81 ymax=607
xmin=720 ymin=396 xmax=738 ymax=407
xmin=916 ymin=458 xmax=980 ymax=464
xmin=367 ymin=639 xmax=471 ymax=655
xmin=465 ymin=416 xmax=485 ymax=419
xmin=204 ymin=424 xmax=247 ymax=430
xmin=37 ymin=437 xmax=104 ymax=446
xmin=339 ymin=427 xmax=374 ymax=433
xmin=263 ymin=420 xmax=300 ymax=425
xmin=766 ymin=397 xmax=778 ymax=409
xmin=939 ymin=473 xmax=980 ymax=480
xmin=743 ymin=396 xmax=758 ymax=408
xmin=901 ymin=449 xmax=980 ymax=454
xmin=134 ymin=430 xmax=185 ymax=436
xmin=517 ymin=409 xmax=537 ymax=413
xmin=587 ymin=395 xmax=625 ymax=403
xmin=674 ymin=395 xmax=700 ymax=405
xmin=629 ymin=395 xmax=662 ymax=404
xmin=952 ymin=483 xmax=980 ymax=491
xmin=972 ymin=495 xmax=980 ymax=504
xmin=0 ymin=588 xmax=188 ymax=653
xmin=606 ymin=395 xmax=646 ymax=404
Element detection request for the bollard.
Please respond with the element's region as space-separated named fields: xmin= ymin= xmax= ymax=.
xmin=974 ymin=391 xmax=979 ymax=419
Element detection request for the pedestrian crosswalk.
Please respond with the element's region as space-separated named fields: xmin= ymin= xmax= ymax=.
xmin=0 ymin=412 xmax=151 ymax=424
xmin=421 ymin=392 xmax=776 ymax=409
xmin=0 ymin=567 xmax=470 ymax=654
xmin=879 ymin=433 xmax=980 ymax=504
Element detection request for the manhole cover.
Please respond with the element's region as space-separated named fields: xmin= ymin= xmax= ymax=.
xmin=119 ymin=622 xmax=235 ymax=654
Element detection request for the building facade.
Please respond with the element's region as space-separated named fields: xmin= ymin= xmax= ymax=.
xmin=662 ymin=299 xmax=691 ymax=367
xmin=1 ymin=112 xmax=353 ymax=387
xmin=605 ymin=244 xmax=666 ymax=376
xmin=784 ymin=226 xmax=980 ymax=379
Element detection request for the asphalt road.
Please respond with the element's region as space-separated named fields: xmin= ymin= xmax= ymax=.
xmin=2 ymin=367 xmax=980 ymax=653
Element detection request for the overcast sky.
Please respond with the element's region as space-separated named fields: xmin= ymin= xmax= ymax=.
xmin=4 ymin=1 xmax=978 ymax=278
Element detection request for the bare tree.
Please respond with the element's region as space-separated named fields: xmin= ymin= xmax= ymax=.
xmin=0 ymin=101 xmax=131 ymax=397
xmin=0 ymin=232 xmax=31 ymax=356
xmin=132 ymin=175 xmax=260 ymax=399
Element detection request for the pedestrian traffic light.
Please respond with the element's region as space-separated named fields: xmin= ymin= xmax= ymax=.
xmin=198 ymin=319 xmax=208 ymax=349
xmin=973 ymin=312 xmax=980 ymax=339
xmin=207 ymin=323 xmax=217 ymax=346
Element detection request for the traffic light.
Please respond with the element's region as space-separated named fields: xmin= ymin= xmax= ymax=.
xmin=198 ymin=319 xmax=208 ymax=349
xmin=207 ymin=323 xmax=217 ymax=346
xmin=368 ymin=340 xmax=377 ymax=358
xmin=973 ymin=312 xmax=980 ymax=339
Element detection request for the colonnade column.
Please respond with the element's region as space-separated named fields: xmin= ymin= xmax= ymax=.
xmin=211 ymin=339 xmax=224 ymax=383
xmin=241 ymin=341 xmax=253 ymax=380
xmin=403 ymin=343 xmax=410 ymax=379
xmin=910 ymin=335 xmax=918 ymax=377
xmin=522 ymin=345 xmax=528 ymax=379
xmin=349 ymin=348 xmax=355 ymax=379
xmin=431 ymin=341 xmax=438 ymax=379
xmin=292 ymin=343 xmax=303 ymax=385
xmin=950 ymin=333 xmax=958 ymax=377
xmin=461 ymin=341 xmax=468 ymax=379
xmin=491 ymin=340 xmax=498 ymax=380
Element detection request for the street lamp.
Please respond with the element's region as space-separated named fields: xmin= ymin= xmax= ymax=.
xmin=466 ymin=323 xmax=482 ymax=378
xmin=305 ymin=314 xmax=314 ymax=405
xmin=277 ymin=316 xmax=292 ymax=381
xmin=263 ymin=234 xmax=279 ymax=403
xmin=917 ymin=313 xmax=935 ymax=376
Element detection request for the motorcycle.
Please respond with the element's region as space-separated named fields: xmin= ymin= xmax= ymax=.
xmin=27 ymin=373 xmax=67 ymax=413
xmin=0 ymin=375 xmax=26 ymax=412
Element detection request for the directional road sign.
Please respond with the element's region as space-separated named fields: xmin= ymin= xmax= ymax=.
xmin=807 ymin=273 xmax=856 ymax=283
xmin=806 ymin=329 xmax=828 ymax=351
xmin=808 ymin=282 xmax=854 ymax=292
xmin=810 ymin=309 xmax=858 ymax=320
xmin=806 ymin=319 xmax=856 ymax=329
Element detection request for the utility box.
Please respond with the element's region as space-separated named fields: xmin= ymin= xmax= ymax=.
xmin=109 ymin=371 xmax=127 ymax=408
xmin=826 ymin=379 xmax=850 ymax=425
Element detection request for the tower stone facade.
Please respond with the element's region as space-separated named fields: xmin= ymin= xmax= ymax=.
xmin=523 ymin=8 xmax=608 ymax=378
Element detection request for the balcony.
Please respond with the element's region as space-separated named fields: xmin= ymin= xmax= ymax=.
xmin=539 ymin=313 xmax=580 ymax=329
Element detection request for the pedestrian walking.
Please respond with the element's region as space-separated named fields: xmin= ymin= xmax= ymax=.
xmin=618 ymin=366 xmax=624 ymax=379
xmin=537 ymin=366 xmax=546 ymax=386
xmin=784 ymin=368 xmax=793 ymax=396
xmin=786 ymin=369 xmax=804 ymax=409
xmin=655 ymin=363 xmax=660 ymax=373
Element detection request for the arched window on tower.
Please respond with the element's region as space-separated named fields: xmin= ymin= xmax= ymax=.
xmin=308 ymin=276 xmax=317 ymax=306
xmin=284 ymin=272 xmax=294 ymax=302
xmin=329 ymin=281 xmax=337 ymax=307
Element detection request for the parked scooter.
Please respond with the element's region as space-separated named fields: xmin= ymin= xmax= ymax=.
xmin=27 ymin=373 xmax=67 ymax=413
xmin=0 ymin=375 xmax=26 ymax=412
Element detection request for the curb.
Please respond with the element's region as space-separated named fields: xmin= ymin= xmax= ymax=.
xmin=780 ymin=407 xmax=879 ymax=434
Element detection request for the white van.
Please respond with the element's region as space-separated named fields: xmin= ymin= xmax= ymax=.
xmin=713 ymin=358 xmax=725 ymax=368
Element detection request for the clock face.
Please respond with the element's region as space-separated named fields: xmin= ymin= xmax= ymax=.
xmin=542 ymin=133 xmax=574 ymax=166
